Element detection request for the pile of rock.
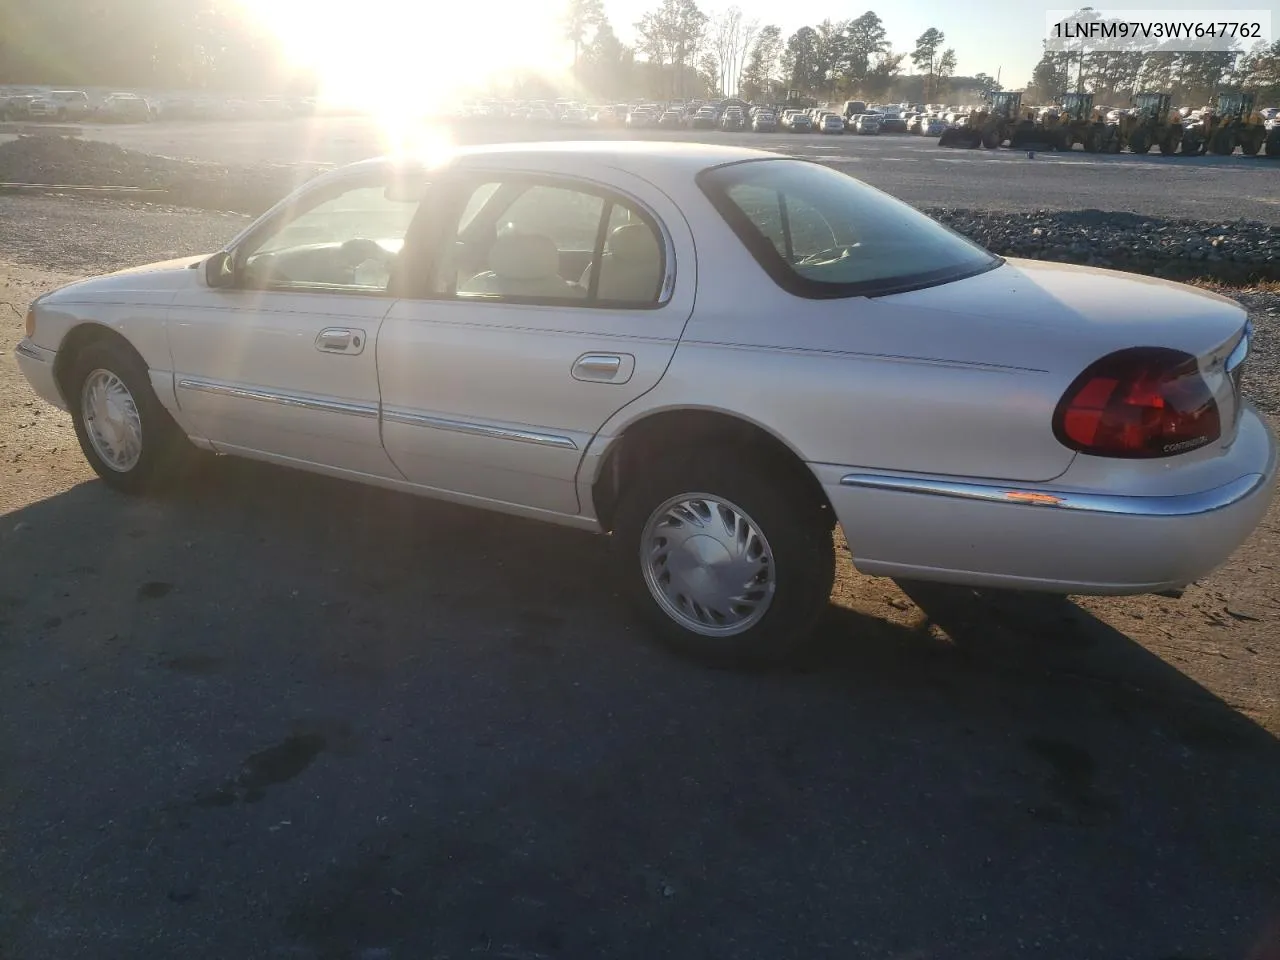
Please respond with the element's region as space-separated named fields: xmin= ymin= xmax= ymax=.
xmin=923 ymin=208 xmax=1278 ymax=283
xmin=0 ymin=135 xmax=316 ymax=216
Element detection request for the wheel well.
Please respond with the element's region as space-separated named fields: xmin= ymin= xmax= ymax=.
xmin=53 ymin=324 xmax=142 ymax=400
xmin=591 ymin=409 xmax=836 ymax=532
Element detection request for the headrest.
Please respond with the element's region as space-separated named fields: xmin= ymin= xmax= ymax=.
xmin=489 ymin=233 xmax=560 ymax=281
xmin=608 ymin=223 xmax=659 ymax=263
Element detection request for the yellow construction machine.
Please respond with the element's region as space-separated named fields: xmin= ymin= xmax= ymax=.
xmin=939 ymin=91 xmax=1056 ymax=149
xmin=1118 ymin=92 xmax=1183 ymax=155
xmin=1182 ymin=93 xmax=1268 ymax=156
xmin=1057 ymin=92 xmax=1121 ymax=152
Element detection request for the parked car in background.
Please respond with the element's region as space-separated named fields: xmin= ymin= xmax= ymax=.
xmin=593 ymin=105 xmax=624 ymax=126
xmin=17 ymin=143 xmax=1272 ymax=665
xmin=784 ymin=110 xmax=813 ymax=133
xmin=879 ymin=109 xmax=909 ymax=133
xmin=21 ymin=95 xmax=59 ymax=119
xmin=819 ymin=112 xmax=845 ymax=134
xmin=50 ymin=90 xmax=92 ymax=120
xmin=626 ymin=106 xmax=658 ymax=129
xmin=101 ymin=93 xmax=153 ymax=123
xmin=752 ymin=109 xmax=778 ymax=132
xmin=659 ymin=109 xmax=684 ymax=129
xmin=689 ymin=106 xmax=718 ymax=129
xmin=720 ymin=107 xmax=746 ymax=131
xmin=852 ymin=113 xmax=881 ymax=134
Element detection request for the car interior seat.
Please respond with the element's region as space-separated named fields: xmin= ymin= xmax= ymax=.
xmin=461 ymin=233 xmax=585 ymax=299
xmin=580 ymin=224 xmax=662 ymax=302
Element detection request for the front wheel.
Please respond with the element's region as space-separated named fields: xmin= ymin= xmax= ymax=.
xmin=67 ymin=338 xmax=195 ymax=494
xmin=611 ymin=453 xmax=835 ymax=666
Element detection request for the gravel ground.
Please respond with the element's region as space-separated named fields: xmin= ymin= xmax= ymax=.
xmin=2 ymin=203 xmax=1279 ymax=958
xmin=3 ymin=137 xmax=1278 ymax=281
xmin=0 ymin=194 xmax=248 ymax=275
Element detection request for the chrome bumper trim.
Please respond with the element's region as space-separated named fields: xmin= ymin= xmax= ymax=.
xmin=177 ymin=378 xmax=379 ymax=420
xmin=838 ymin=471 xmax=1269 ymax=518
xmin=15 ymin=340 xmax=55 ymax=363
xmin=383 ymin=408 xmax=578 ymax=451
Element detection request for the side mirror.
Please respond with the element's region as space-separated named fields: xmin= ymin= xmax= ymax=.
xmin=205 ymin=251 xmax=235 ymax=288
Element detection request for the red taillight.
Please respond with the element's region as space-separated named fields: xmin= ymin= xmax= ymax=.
xmin=1053 ymin=347 xmax=1220 ymax=458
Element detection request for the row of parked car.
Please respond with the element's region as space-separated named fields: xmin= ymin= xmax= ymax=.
xmin=466 ymin=98 xmax=964 ymax=137
xmin=0 ymin=90 xmax=154 ymax=123
xmin=0 ymin=88 xmax=324 ymax=124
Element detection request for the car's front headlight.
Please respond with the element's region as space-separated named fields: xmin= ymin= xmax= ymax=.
xmin=25 ymin=305 xmax=36 ymax=338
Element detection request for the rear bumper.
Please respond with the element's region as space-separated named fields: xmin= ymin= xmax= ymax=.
xmin=14 ymin=340 xmax=65 ymax=410
xmin=819 ymin=406 xmax=1277 ymax=594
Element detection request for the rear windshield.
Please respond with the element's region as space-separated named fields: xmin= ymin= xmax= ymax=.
xmin=698 ymin=159 xmax=1000 ymax=298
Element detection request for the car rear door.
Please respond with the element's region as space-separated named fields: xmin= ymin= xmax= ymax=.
xmin=377 ymin=167 xmax=696 ymax=516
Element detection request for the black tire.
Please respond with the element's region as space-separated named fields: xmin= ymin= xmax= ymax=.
xmin=611 ymin=450 xmax=835 ymax=667
xmin=66 ymin=337 xmax=195 ymax=494
xmin=1158 ymin=135 xmax=1178 ymax=155
xmin=1128 ymin=132 xmax=1150 ymax=155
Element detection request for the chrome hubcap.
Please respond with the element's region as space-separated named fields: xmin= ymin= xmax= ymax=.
xmin=641 ymin=493 xmax=776 ymax=636
xmin=81 ymin=369 xmax=142 ymax=472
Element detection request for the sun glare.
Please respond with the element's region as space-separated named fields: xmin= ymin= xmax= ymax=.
xmin=237 ymin=0 xmax=569 ymax=151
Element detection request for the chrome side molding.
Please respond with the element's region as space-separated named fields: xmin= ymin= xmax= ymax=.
xmin=839 ymin=471 xmax=1267 ymax=518
xmin=382 ymin=407 xmax=578 ymax=450
xmin=176 ymin=378 xmax=379 ymax=419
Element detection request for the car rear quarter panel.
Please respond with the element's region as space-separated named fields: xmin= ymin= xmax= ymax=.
xmin=615 ymin=201 xmax=1079 ymax=482
xmin=615 ymin=190 xmax=1248 ymax=486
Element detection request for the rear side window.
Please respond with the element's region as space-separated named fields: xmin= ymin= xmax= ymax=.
xmin=698 ymin=159 xmax=1000 ymax=298
xmin=436 ymin=177 xmax=668 ymax=308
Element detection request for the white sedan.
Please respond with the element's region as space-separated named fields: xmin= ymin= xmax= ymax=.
xmin=15 ymin=142 xmax=1277 ymax=663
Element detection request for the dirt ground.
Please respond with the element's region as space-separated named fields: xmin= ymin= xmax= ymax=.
xmin=3 ymin=251 xmax=1280 ymax=958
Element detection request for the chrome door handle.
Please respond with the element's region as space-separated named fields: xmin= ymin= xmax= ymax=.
xmin=572 ymin=353 xmax=622 ymax=380
xmin=315 ymin=328 xmax=365 ymax=355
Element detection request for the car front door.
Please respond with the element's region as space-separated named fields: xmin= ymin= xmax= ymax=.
xmin=377 ymin=169 xmax=696 ymax=517
xmin=169 ymin=171 xmax=424 ymax=478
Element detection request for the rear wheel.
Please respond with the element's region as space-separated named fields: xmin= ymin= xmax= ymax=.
xmin=981 ymin=129 xmax=1000 ymax=149
xmin=611 ymin=452 xmax=835 ymax=666
xmin=1240 ymin=133 xmax=1262 ymax=157
xmin=66 ymin=338 xmax=195 ymax=494
xmin=1208 ymin=131 xmax=1234 ymax=155
xmin=1158 ymin=134 xmax=1178 ymax=155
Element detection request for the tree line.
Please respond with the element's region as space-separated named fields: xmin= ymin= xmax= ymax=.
xmin=568 ymin=0 xmax=1279 ymax=107
xmin=0 ymin=0 xmax=304 ymax=92
xmin=567 ymin=0 xmax=981 ymax=104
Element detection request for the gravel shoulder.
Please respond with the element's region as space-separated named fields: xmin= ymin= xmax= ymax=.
xmin=2 ymin=203 xmax=1279 ymax=958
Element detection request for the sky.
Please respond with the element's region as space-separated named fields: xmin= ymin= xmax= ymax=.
xmin=602 ymin=0 xmax=1279 ymax=89
xmin=238 ymin=0 xmax=1277 ymax=114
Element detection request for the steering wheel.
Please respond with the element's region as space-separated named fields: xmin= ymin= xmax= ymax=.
xmin=795 ymin=243 xmax=860 ymax=267
xmin=338 ymin=238 xmax=392 ymax=267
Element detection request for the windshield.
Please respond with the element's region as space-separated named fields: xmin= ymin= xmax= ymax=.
xmin=698 ymin=159 xmax=1000 ymax=298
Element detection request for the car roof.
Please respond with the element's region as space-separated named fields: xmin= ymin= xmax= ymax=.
xmin=340 ymin=141 xmax=780 ymax=185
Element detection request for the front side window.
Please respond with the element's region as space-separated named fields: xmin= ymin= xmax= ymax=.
xmin=437 ymin=177 xmax=666 ymax=307
xmin=240 ymin=182 xmax=422 ymax=293
xmin=698 ymin=159 xmax=1000 ymax=298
